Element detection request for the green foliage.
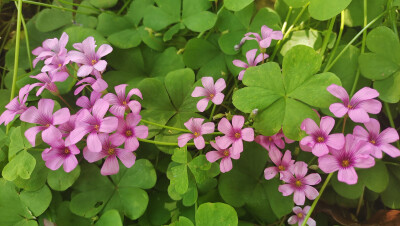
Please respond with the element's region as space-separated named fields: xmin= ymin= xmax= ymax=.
xmin=195 ymin=202 xmax=238 ymax=226
xmin=233 ymin=45 xmax=341 ymax=140
xmin=309 ymin=0 xmax=352 ymax=21
xmin=359 ymin=26 xmax=400 ymax=103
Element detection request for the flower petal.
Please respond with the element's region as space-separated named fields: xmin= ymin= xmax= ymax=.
xmin=318 ymin=155 xmax=340 ymax=173
xmin=329 ymin=103 xmax=348 ymax=117
xmin=100 ymin=117 xmax=118 ymax=133
xmin=97 ymin=44 xmax=113 ymax=58
xmin=232 ymin=115 xmax=244 ymax=129
xmin=220 ymin=157 xmax=233 ymax=173
xmin=320 ymin=116 xmax=335 ymax=134
xmin=214 ymin=78 xmax=226 ymax=92
xmin=25 ymin=126 xmax=44 ymax=146
xmin=353 ymin=125 xmax=369 ymax=141
xmin=241 ymin=128 xmax=254 ymax=142
xmin=351 ymin=87 xmax=379 ymax=105
xmin=326 ymin=133 xmax=345 ymax=150
xmin=53 ymin=108 xmax=70 ymax=125
xmin=116 ymin=149 xmax=136 ymax=168
xmin=101 ymin=155 xmax=119 ymax=175
xmin=380 ymin=143 xmax=400 ymax=158
xmin=196 ymin=98 xmax=209 ymax=112
xmin=359 ymin=99 xmax=382 ymax=114
xmin=93 ymin=60 xmax=107 ymax=72
xmin=192 ymin=87 xmax=207 ymax=97
xmin=353 ymin=156 xmax=375 ymax=168
xmin=278 ymin=184 xmax=295 ymax=196
xmin=301 ymin=118 xmax=319 ymax=135
xmin=232 ymin=60 xmax=247 ymax=68
xmin=304 ymin=185 xmax=319 ymax=200
xmin=194 ymin=136 xmax=205 ymax=149
xmin=211 ymin=93 xmax=224 ymax=105
xmin=348 ymin=108 xmax=370 ymax=123
xmin=264 ymin=167 xmax=278 ymax=180
xmin=293 ymin=190 xmax=306 ymax=205
xmin=135 ymin=125 xmax=148 ymax=139
xmin=42 ymin=126 xmax=62 ymax=145
xmin=125 ymin=137 xmax=140 ymax=151
xmin=327 ymin=84 xmax=349 ymax=102
xmin=245 ymin=49 xmax=258 ymax=65
xmin=293 ymin=161 xmax=308 ymax=178
xmin=63 ymin=155 xmax=78 ymax=173
xmin=268 ymin=149 xmax=283 ymax=166
xmin=206 ymin=151 xmax=223 ymax=163
xmin=218 ymin=118 xmax=233 ymax=134
xmin=303 ymin=173 xmax=321 ymax=186
xmin=201 ymin=122 xmax=215 ymax=134
xmin=92 ymin=99 xmax=109 ymax=119
xmin=338 ymin=167 xmax=358 ymax=185
xmin=379 ymin=128 xmax=399 ymax=143
xmin=201 ymin=77 xmax=215 ymax=93
xmin=77 ymin=65 xmax=93 ymax=77
xmin=87 ymin=133 xmax=102 ymax=152
xmin=178 ymin=133 xmax=194 ymax=147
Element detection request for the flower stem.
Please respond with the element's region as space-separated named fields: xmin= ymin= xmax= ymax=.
xmin=16 ymin=5 xmax=33 ymax=71
xmin=7 ymin=0 xmax=23 ymax=135
xmin=12 ymin=0 xmax=93 ymax=15
xmin=56 ymin=94 xmax=74 ymax=110
xmin=137 ymin=138 xmax=208 ymax=146
xmin=141 ymin=119 xmax=190 ymax=133
xmin=349 ymin=0 xmax=368 ymax=97
xmin=301 ymin=172 xmax=334 ymax=226
xmin=281 ymin=6 xmax=293 ymax=33
xmin=209 ymin=104 xmax=217 ymax=121
xmin=384 ymin=102 xmax=400 ymax=148
xmin=270 ymin=2 xmax=309 ymax=61
xmin=342 ymin=115 xmax=348 ymax=134
xmin=324 ymin=11 xmax=345 ymax=72
xmin=325 ymin=9 xmax=386 ymax=72
xmin=356 ymin=186 xmax=364 ymax=216
xmin=319 ymin=16 xmax=336 ymax=57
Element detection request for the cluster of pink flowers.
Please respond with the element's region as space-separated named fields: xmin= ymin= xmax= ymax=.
xmin=233 ymin=25 xmax=283 ymax=80
xmin=0 ymin=33 xmax=148 ymax=175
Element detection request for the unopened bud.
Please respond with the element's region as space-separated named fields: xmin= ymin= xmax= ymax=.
xmin=213 ymin=113 xmax=226 ymax=120
xmin=309 ymin=165 xmax=319 ymax=171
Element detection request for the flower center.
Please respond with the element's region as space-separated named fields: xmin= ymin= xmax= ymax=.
xmin=341 ymin=159 xmax=350 ymax=167
xmin=122 ymin=101 xmax=127 ymax=105
xmin=126 ymin=130 xmax=133 ymax=137
xmin=223 ymin=149 xmax=230 ymax=157
xmin=297 ymin=213 xmax=303 ymax=219
xmin=317 ymin=136 xmax=324 ymax=143
xmin=91 ymin=59 xmax=97 ymax=65
xmin=234 ymin=132 xmax=241 ymax=139
xmin=58 ymin=63 xmax=62 ymax=67
xmin=45 ymin=124 xmax=50 ymax=127
xmin=347 ymin=104 xmax=353 ymax=109
xmin=295 ymin=180 xmax=302 ymax=187
xmin=64 ymin=148 xmax=70 ymax=154
xmin=278 ymin=165 xmax=285 ymax=171
xmin=94 ymin=124 xmax=100 ymax=131
xmin=209 ymin=93 xmax=214 ymax=98
xmin=370 ymin=140 xmax=376 ymax=144
xmin=194 ymin=132 xmax=200 ymax=137
xmin=108 ymin=148 xmax=115 ymax=155
xmin=268 ymin=137 xmax=273 ymax=142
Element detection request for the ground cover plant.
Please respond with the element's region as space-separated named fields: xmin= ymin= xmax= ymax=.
xmin=0 ymin=0 xmax=400 ymax=225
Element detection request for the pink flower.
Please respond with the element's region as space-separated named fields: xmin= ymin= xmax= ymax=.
xmin=191 ymin=77 xmax=226 ymax=112
xmin=32 ymin=32 xmax=69 ymax=68
xmin=74 ymin=77 xmax=108 ymax=95
xmin=300 ymin=116 xmax=345 ymax=157
xmin=76 ymin=91 xmax=102 ymax=112
xmin=237 ymin=25 xmax=283 ymax=49
xmin=83 ymin=133 xmax=136 ymax=175
xmin=103 ymin=84 xmax=142 ymax=117
xmin=69 ymin=99 xmax=118 ymax=152
xmin=288 ymin=206 xmax=316 ymax=226
xmin=68 ymin=37 xmax=113 ymax=78
xmin=278 ymin=161 xmax=321 ymax=205
xmin=30 ymin=72 xmax=69 ymax=96
xmin=232 ymin=49 xmax=268 ymax=80
xmin=42 ymin=139 xmax=79 ymax=173
xmin=20 ymin=99 xmax=70 ymax=146
xmin=0 ymin=84 xmax=32 ymax=125
xmin=264 ymin=150 xmax=295 ymax=180
xmin=318 ymin=134 xmax=375 ymax=185
xmin=206 ymin=139 xmax=240 ymax=173
xmin=353 ymin=118 xmax=400 ymax=158
xmin=255 ymin=133 xmax=285 ymax=152
xmin=178 ymin=118 xmax=215 ymax=149
xmin=111 ymin=113 xmax=148 ymax=151
xmin=215 ymin=115 xmax=254 ymax=154
xmin=327 ymin=84 xmax=382 ymax=123
xmin=58 ymin=114 xmax=77 ymax=145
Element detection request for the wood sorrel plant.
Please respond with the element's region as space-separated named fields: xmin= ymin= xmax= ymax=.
xmin=0 ymin=0 xmax=399 ymax=225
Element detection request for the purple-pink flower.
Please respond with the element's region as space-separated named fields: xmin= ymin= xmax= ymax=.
xmin=178 ymin=118 xmax=215 ymax=149
xmin=353 ymin=118 xmax=400 ymax=158
xmin=32 ymin=32 xmax=69 ymax=68
xmin=83 ymin=133 xmax=136 ymax=175
xmin=288 ymin=206 xmax=315 ymax=226
xmin=111 ymin=113 xmax=148 ymax=151
xmin=30 ymin=72 xmax=69 ymax=96
xmin=278 ymin=161 xmax=321 ymax=205
xmin=255 ymin=134 xmax=285 ymax=152
xmin=76 ymin=91 xmax=102 ymax=112
xmin=74 ymin=77 xmax=108 ymax=95
xmin=0 ymin=84 xmax=32 ymax=125
xmin=206 ymin=139 xmax=240 ymax=173
xmin=68 ymin=37 xmax=112 ymax=78
xmin=327 ymin=84 xmax=382 ymax=123
xmin=215 ymin=115 xmax=254 ymax=154
xmin=191 ymin=77 xmax=226 ymax=112
xmin=237 ymin=25 xmax=283 ymax=49
xmin=300 ymin=116 xmax=345 ymax=157
xmin=20 ymin=99 xmax=70 ymax=146
xmin=103 ymin=84 xmax=142 ymax=117
xmin=264 ymin=150 xmax=295 ymax=180
xmin=42 ymin=139 xmax=80 ymax=173
xmin=69 ymin=99 xmax=118 ymax=152
xmin=232 ymin=49 xmax=268 ymax=80
xmin=318 ymin=134 xmax=375 ymax=185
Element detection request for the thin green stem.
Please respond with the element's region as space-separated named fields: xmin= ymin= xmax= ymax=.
xmin=56 ymin=0 xmax=100 ymax=12
xmin=342 ymin=115 xmax=348 ymax=134
xmin=198 ymin=5 xmax=225 ymax=38
xmin=301 ymin=173 xmax=334 ymax=226
xmin=319 ymin=16 xmax=336 ymax=57
xmin=12 ymin=0 xmax=92 ymax=15
xmin=356 ymin=187 xmax=364 ymax=216
xmin=325 ymin=11 xmax=386 ymax=72
xmin=19 ymin=7 xmax=33 ymax=71
xmin=117 ymin=0 xmax=133 ymax=15
xmin=137 ymin=138 xmax=208 ymax=146
xmin=281 ymin=6 xmax=293 ymax=33
xmin=384 ymin=102 xmax=400 ymax=148
xmin=349 ymin=0 xmax=368 ymax=97
xmin=324 ymin=11 xmax=345 ymax=72
xmin=7 ymin=0 xmax=23 ymax=135
xmin=141 ymin=119 xmax=190 ymax=133
xmin=209 ymin=104 xmax=216 ymax=121
xmin=388 ymin=0 xmax=399 ymax=40
xmin=270 ymin=2 xmax=309 ymax=61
